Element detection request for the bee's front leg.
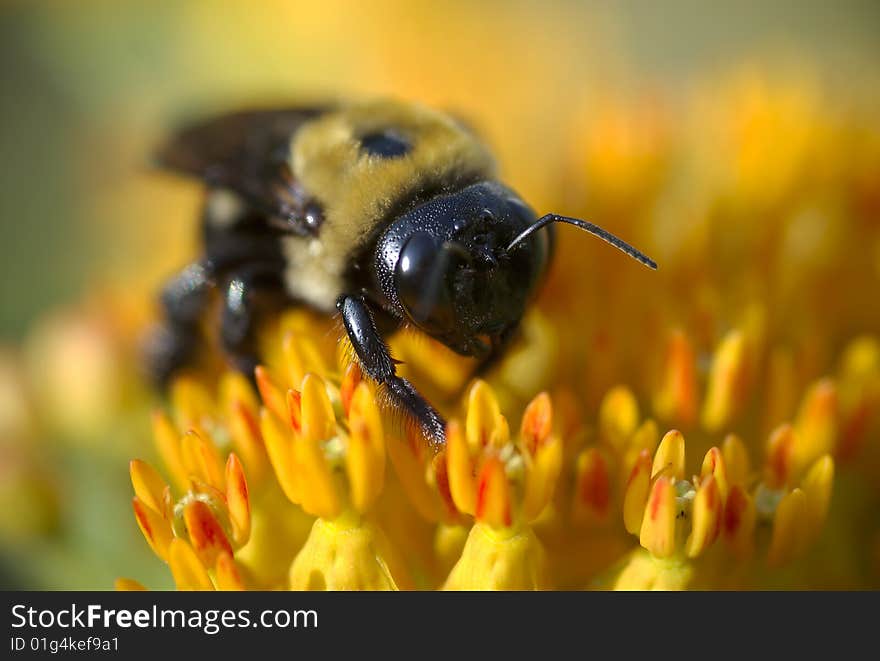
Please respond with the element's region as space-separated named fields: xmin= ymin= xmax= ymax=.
xmin=220 ymin=262 xmax=287 ymax=378
xmin=337 ymin=294 xmax=447 ymax=453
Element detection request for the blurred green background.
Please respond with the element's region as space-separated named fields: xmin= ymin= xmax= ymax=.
xmin=0 ymin=0 xmax=878 ymax=589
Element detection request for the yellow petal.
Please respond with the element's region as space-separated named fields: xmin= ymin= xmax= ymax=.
xmin=685 ymin=475 xmax=722 ymax=558
xmin=466 ymin=380 xmax=502 ymax=451
xmin=475 ymin=456 xmax=512 ymax=528
xmin=599 ymin=385 xmax=639 ymax=453
xmin=260 ymin=407 xmax=301 ymax=504
xmin=255 ymin=366 xmax=288 ymax=422
xmin=571 ymin=446 xmax=612 ymax=523
xmin=801 ymin=455 xmax=834 ymax=542
xmin=639 ymin=476 xmax=676 ymax=558
xmin=168 ymin=538 xmax=214 ymax=591
xmin=722 ymin=433 xmax=751 ymax=487
xmin=160 ymin=485 xmax=174 ymax=523
xmin=227 ymin=399 xmax=266 ymax=481
xmin=346 ymin=382 xmax=386 ymax=513
xmin=702 ymin=330 xmax=747 ymax=433
xmin=700 ymin=447 xmax=729 ymax=502
xmin=287 ymin=388 xmax=303 ymax=434
xmin=183 ymin=500 xmax=233 ymax=568
xmin=129 ymin=459 xmax=169 ymax=514
xmin=180 ymin=430 xmax=225 ymax=490
xmin=840 ymin=335 xmax=880 ymax=380
xmin=519 ymin=391 xmax=553 ymax=456
xmin=489 ymin=413 xmax=510 ymax=449
xmin=225 ymin=453 xmax=251 ymax=546
xmin=767 ymin=488 xmax=808 ymax=567
xmin=620 ymin=419 xmax=659 ymax=485
xmin=630 ymin=418 xmax=660 ymax=455
xmin=722 ymin=484 xmax=756 ymax=559
xmin=219 ymin=371 xmax=260 ymax=420
xmin=114 ymin=577 xmax=147 ymax=591
xmin=837 ymin=336 xmax=880 ymax=459
xmin=215 ymin=551 xmax=246 ymax=591
xmin=652 ymin=429 xmax=685 ymax=481
xmin=340 ymin=362 xmax=362 ymax=418
xmin=446 ymin=420 xmax=476 ymax=515
xmin=132 ymin=496 xmax=173 ymax=562
xmin=282 ymin=332 xmax=327 ymax=389
xmin=281 ymin=331 xmax=308 ymax=388
xmin=765 ymin=423 xmax=796 ymax=489
xmin=431 ymin=451 xmax=459 ymax=523
xmin=385 ymin=429 xmax=449 ymax=522
xmin=294 ymin=431 xmax=343 ymax=521
xmin=170 ymin=376 xmax=215 ymax=430
xmin=522 ymin=435 xmax=562 ymax=521
xmin=653 ymin=329 xmax=698 ymax=427
xmin=301 ymin=373 xmax=336 ymax=443
xmin=623 ymin=449 xmax=652 ymax=535
xmin=793 ymin=379 xmax=838 ymax=478
xmin=152 ymin=410 xmax=187 ymax=491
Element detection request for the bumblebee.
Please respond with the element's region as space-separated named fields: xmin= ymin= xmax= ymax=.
xmin=148 ymin=99 xmax=656 ymax=451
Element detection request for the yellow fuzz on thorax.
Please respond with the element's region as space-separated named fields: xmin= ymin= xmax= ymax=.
xmin=282 ymin=99 xmax=496 ymax=311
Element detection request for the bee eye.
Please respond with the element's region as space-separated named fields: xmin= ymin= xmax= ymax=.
xmin=360 ymin=129 xmax=412 ymax=158
xmin=395 ymin=232 xmax=461 ymax=332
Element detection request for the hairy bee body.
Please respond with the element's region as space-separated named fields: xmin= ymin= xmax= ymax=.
xmin=283 ymin=101 xmax=496 ymax=312
xmin=150 ymin=98 xmax=654 ymax=450
xmin=169 ymin=100 xmax=495 ymax=309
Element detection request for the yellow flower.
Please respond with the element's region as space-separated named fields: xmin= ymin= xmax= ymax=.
xmin=443 ymin=382 xmax=561 ymax=589
xmin=624 ymin=431 xmax=724 ymax=563
xmin=255 ymin=333 xmax=411 ymax=589
xmin=127 ymin=362 xmax=313 ymax=590
xmin=87 ymin=65 xmax=880 ymax=592
xmin=129 ymin=448 xmax=253 ymax=590
xmin=611 ymin=421 xmax=836 ymax=589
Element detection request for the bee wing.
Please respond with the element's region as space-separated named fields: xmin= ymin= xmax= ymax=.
xmin=156 ymin=107 xmax=327 ymax=179
xmin=156 ymin=107 xmax=331 ymax=223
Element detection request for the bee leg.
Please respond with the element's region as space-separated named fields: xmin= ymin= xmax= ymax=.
xmin=145 ymin=262 xmax=213 ymax=386
xmin=337 ymin=295 xmax=447 ymax=453
xmin=220 ymin=262 xmax=287 ymax=378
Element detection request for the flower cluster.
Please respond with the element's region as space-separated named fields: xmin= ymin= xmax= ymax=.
xmin=114 ymin=70 xmax=880 ymax=588
xmin=119 ymin=310 xmax=876 ymax=590
xmin=6 ymin=64 xmax=878 ymax=590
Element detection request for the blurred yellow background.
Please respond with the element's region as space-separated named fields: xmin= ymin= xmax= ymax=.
xmin=1 ymin=0 xmax=879 ymax=589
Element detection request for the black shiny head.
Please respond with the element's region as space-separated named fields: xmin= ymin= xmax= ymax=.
xmin=374 ymin=182 xmax=551 ymax=357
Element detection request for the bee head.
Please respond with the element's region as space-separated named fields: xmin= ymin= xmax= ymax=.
xmin=374 ymin=182 xmax=551 ymax=357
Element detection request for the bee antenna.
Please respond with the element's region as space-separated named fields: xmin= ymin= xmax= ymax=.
xmin=506 ymin=214 xmax=658 ymax=270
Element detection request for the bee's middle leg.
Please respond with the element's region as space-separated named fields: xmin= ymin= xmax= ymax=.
xmin=145 ymin=261 xmax=213 ymax=386
xmin=220 ymin=262 xmax=287 ymax=378
xmin=337 ymin=294 xmax=446 ymax=453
